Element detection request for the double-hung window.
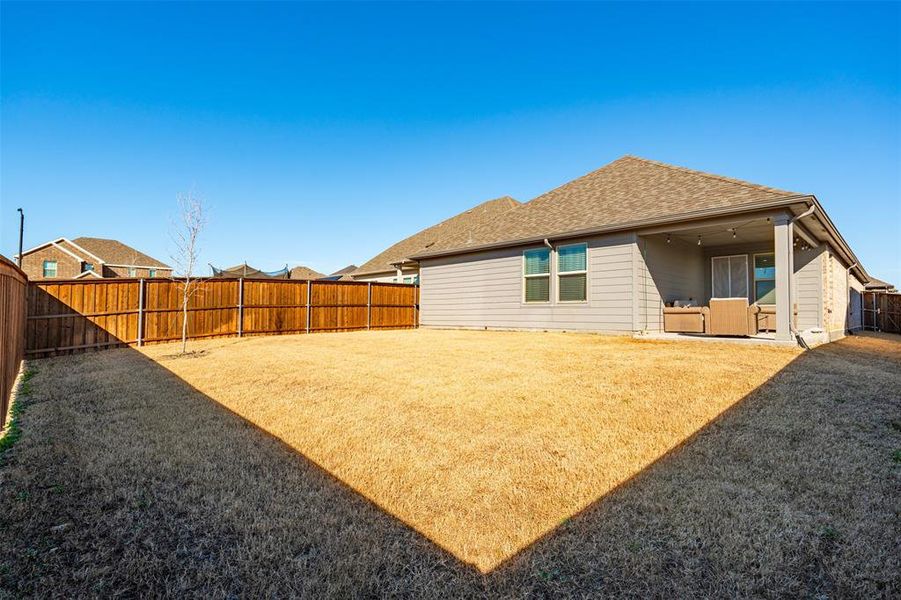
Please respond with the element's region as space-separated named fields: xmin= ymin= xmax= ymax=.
xmin=149 ymin=269 xmax=157 ymax=278
xmin=523 ymin=248 xmax=550 ymax=302
xmin=711 ymin=255 xmax=748 ymax=298
xmin=753 ymin=253 xmax=776 ymax=304
xmin=557 ymin=243 xmax=587 ymax=302
xmin=83 ymin=262 xmax=94 ymax=273
xmin=128 ymin=267 xmax=137 ymax=277
xmin=42 ymin=260 xmax=58 ymax=278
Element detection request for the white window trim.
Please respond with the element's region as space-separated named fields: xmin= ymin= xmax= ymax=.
xmin=42 ymin=260 xmax=58 ymax=278
xmin=522 ymin=247 xmax=551 ymax=304
xmin=710 ymin=254 xmax=749 ymax=299
xmin=556 ymin=242 xmax=588 ymax=303
xmin=752 ymin=252 xmax=776 ymax=306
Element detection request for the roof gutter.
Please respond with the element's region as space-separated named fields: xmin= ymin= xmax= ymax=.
xmin=804 ymin=196 xmax=869 ymax=283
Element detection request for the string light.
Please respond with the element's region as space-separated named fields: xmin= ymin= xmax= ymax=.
xmin=697 ymin=235 xmax=702 ymax=246
xmin=666 ymin=234 xmax=671 ymax=244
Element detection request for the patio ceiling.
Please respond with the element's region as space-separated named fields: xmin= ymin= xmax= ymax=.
xmin=652 ymin=216 xmax=775 ymax=247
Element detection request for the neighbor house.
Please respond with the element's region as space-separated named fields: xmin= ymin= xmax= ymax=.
xmin=318 ymin=264 xmax=358 ymax=281
xmin=18 ymin=237 xmax=172 ymax=281
xmin=864 ymin=277 xmax=896 ymax=293
xmin=359 ymin=156 xmax=871 ymax=344
xmin=290 ymin=265 xmax=327 ymax=280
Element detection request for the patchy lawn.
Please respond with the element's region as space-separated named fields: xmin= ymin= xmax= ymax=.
xmin=0 ymin=330 xmax=898 ymax=597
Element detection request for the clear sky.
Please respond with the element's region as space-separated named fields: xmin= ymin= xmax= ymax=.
xmin=1 ymin=2 xmax=899 ymax=281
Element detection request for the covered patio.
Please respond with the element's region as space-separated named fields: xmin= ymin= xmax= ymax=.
xmin=637 ymin=207 xmax=825 ymax=343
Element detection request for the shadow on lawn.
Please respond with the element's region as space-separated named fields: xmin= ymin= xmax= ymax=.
xmin=3 ymin=333 xmax=899 ymax=597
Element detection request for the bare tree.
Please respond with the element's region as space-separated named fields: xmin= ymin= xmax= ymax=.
xmin=169 ymin=193 xmax=207 ymax=354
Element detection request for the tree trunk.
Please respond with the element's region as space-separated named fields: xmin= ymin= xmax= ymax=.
xmin=181 ymin=293 xmax=188 ymax=354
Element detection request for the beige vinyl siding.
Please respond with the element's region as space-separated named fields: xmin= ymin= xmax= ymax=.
xmin=419 ymin=233 xmax=636 ymax=332
xmin=794 ymin=246 xmax=825 ymax=331
xmin=637 ymin=236 xmax=705 ymax=331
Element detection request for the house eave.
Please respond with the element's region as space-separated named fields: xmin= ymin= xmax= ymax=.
xmin=409 ymin=195 xmax=814 ymax=260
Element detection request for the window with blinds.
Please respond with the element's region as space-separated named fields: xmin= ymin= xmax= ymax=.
xmin=711 ymin=255 xmax=748 ymax=299
xmin=523 ymin=248 xmax=550 ymax=302
xmin=558 ymin=243 xmax=587 ymax=302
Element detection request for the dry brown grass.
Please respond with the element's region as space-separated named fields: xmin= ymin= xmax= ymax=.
xmin=143 ymin=330 xmax=802 ymax=573
xmin=0 ymin=330 xmax=898 ymax=597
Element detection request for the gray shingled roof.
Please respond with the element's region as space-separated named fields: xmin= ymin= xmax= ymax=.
xmin=352 ymin=196 xmax=520 ymax=276
xmin=411 ymin=156 xmax=805 ymax=258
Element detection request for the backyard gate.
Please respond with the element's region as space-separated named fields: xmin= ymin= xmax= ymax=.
xmin=863 ymin=291 xmax=901 ymax=334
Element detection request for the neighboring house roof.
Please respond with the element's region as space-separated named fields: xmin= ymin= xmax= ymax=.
xmin=330 ymin=264 xmax=358 ymax=276
xmin=317 ymin=264 xmax=358 ymax=281
xmin=17 ymin=236 xmax=171 ymax=269
xmin=352 ymin=196 xmax=520 ymax=276
xmin=289 ymin=265 xmax=326 ymax=280
xmin=70 ymin=237 xmax=171 ymax=268
xmin=212 ymin=263 xmax=292 ymax=279
xmin=865 ymin=277 xmax=896 ymax=291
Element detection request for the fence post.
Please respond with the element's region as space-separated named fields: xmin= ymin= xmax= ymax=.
xmin=306 ymin=280 xmax=312 ymax=334
xmin=367 ymin=282 xmax=372 ymax=330
xmin=237 ymin=278 xmax=244 ymax=337
xmin=137 ymin=278 xmax=145 ymax=346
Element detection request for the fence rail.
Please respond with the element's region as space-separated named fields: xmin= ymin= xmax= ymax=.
xmin=1 ymin=256 xmax=27 ymax=427
xmin=26 ymin=278 xmax=419 ymax=358
xmin=863 ymin=291 xmax=901 ymax=334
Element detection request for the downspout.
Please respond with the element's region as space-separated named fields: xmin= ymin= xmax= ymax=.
xmin=791 ymin=204 xmax=816 ymax=224
xmin=788 ymin=204 xmax=816 ymax=348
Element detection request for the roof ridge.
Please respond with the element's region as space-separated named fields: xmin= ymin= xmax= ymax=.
xmin=621 ymin=155 xmax=799 ymax=196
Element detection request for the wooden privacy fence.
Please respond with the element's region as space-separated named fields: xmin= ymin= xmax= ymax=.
xmin=0 ymin=257 xmax=27 ymax=427
xmin=26 ymin=278 xmax=419 ymax=358
xmin=863 ymin=291 xmax=901 ymax=334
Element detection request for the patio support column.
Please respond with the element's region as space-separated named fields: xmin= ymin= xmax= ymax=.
xmin=774 ymin=214 xmax=795 ymax=341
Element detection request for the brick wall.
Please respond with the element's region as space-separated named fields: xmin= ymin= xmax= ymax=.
xmin=20 ymin=246 xmax=84 ymax=280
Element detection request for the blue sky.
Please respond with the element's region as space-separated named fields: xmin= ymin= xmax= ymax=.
xmin=2 ymin=2 xmax=899 ymax=281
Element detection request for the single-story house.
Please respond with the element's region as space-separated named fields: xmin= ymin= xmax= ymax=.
xmin=17 ymin=237 xmax=172 ymax=280
xmin=290 ymin=265 xmax=328 ymax=280
xmin=864 ymin=277 xmax=896 ymax=293
xmin=358 ymin=156 xmax=872 ymax=344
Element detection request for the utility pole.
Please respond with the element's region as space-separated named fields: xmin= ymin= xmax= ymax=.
xmin=16 ymin=208 xmax=24 ymax=267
